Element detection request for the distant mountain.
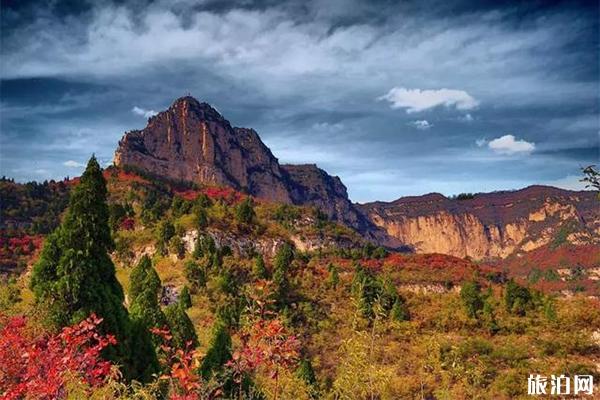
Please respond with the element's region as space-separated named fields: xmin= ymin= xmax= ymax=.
xmin=114 ymin=96 xmax=599 ymax=258
xmin=359 ymin=186 xmax=599 ymax=258
xmin=114 ymin=96 xmax=394 ymax=245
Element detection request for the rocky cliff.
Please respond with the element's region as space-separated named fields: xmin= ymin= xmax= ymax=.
xmin=114 ymin=96 xmax=390 ymax=242
xmin=114 ymin=97 xmax=292 ymax=203
xmin=359 ymin=186 xmax=599 ymax=259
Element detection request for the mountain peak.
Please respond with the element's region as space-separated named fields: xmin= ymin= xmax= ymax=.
xmin=167 ymin=96 xmax=224 ymax=122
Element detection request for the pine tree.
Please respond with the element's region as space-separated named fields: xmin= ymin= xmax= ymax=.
xmin=200 ymin=322 xmax=232 ymax=379
xmin=253 ymin=254 xmax=268 ymax=280
xmin=30 ymin=156 xmax=145 ymax=380
xmin=164 ymin=302 xmax=198 ymax=349
xmin=296 ymin=358 xmax=318 ymax=388
xmin=391 ymin=298 xmax=409 ymax=322
xmin=196 ymin=206 xmax=208 ymax=229
xmin=156 ymin=220 xmax=175 ymax=255
xmin=273 ymin=243 xmax=293 ymax=305
xmin=235 ymin=197 xmax=255 ymax=225
xmin=460 ymin=281 xmax=484 ymax=319
xmin=327 ymin=263 xmax=339 ymax=289
xmin=179 ymin=285 xmax=192 ymax=309
xmin=129 ymin=255 xmax=166 ymax=331
xmin=128 ymin=256 xmax=163 ymax=380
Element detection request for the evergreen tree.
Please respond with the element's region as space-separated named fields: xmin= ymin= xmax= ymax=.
xmin=253 ymin=254 xmax=268 ymax=280
xmin=235 ymin=197 xmax=255 ymax=225
xmin=296 ymin=358 xmax=318 ymax=388
xmin=30 ymin=156 xmax=141 ymax=378
xmin=200 ymin=322 xmax=232 ymax=379
xmin=505 ymin=279 xmax=532 ymax=315
xmin=179 ymin=285 xmax=192 ymax=309
xmin=272 ymin=243 xmax=293 ymax=305
xmin=184 ymin=260 xmax=206 ymax=289
xmin=164 ymin=302 xmax=198 ymax=349
xmin=169 ymin=235 xmax=185 ymax=259
xmin=156 ymin=220 xmax=175 ymax=255
xmin=196 ymin=206 xmax=208 ymax=229
xmin=460 ymin=281 xmax=484 ymax=319
xmin=129 ymin=255 xmax=166 ymax=331
xmin=327 ymin=263 xmax=339 ymax=289
xmin=391 ymin=298 xmax=409 ymax=322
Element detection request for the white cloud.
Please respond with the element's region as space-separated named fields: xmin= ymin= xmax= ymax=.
xmin=460 ymin=113 xmax=474 ymax=122
xmin=312 ymin=122 xmax=345 ymax=132
xmin=378 ymin=87 xmax=479 ymax=113
xmin=132 ymin=106 xmax=158 ymax=118
xmin=410 ymin=120 xmax=433 ymax=130
xmin=63 ymin=160 xmax=85 ymax=168
xmin=488 ymin=134 xmax=535 ymax=155
xmin=475 ymin=138 xmax=487 ymax=147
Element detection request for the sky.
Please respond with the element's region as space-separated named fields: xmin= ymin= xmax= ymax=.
xmin=0 ymin=0 xmax=598 ymax=202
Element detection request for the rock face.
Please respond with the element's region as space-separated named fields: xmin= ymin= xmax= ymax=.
xmin=114 ymin=96 xmax=391 ymax=243
xmin=115 ymin=97 xmax=292 ymax=203
xmin=359 ymin=186 xmax=600 ymax=259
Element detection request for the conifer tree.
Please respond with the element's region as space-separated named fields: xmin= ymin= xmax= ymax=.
xmin=273 ymin=243 xmax=293 ymax=305
xmin=179 ymin=285 xmax=192 ymax=309
xmin=30 ymin=156 xmax=143 ymax=379
xmin=164 ymin=302 xmax=198 ymax=349
xmin=200 ymin=322 xmax=232 ymax=379
xmin=129 ymin=255 xmax=166 ymax=331
xmin=235 ymin=197 xmax=255 ymax=225
xmin=460 ymin=281 xmax=484 ymax=319
xmin=253 ymin=254 xmax=268 ymax=280
xmin=296 ymin=358 xmax=318 ymax=388
xmin=327 ymin=263 xmax=339 ymax=289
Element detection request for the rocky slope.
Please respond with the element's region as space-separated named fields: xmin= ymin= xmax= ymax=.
xmin=359 ymin=186 xmax=599 ymax=259
xmin=114 ymin=96 xmax=392 ymax=243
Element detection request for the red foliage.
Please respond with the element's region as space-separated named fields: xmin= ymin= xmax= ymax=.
xmin=119 ymin=217 xmax=135 ymax=231
xmin=0 ymin=313 xmax=116 ymax=399
xmin=228 ymin=319 xmax=300 ymax=384
xmin=150 ymin=327 xmax=210 ymax=400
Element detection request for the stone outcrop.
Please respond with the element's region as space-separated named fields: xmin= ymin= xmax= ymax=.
xmin=359 ymin=186 xmax=599 ymax=259
xmin=114 ymin=96 xmax=394 ymax=244
xmin=115 ymin=97 xmax=292 ymax=203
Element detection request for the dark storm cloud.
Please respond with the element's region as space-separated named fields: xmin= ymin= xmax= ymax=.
xmin=0 ymin=0 xmax=598 ymax=201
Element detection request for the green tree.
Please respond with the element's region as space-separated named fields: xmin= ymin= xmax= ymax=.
xmin=184 ymin=260 xmax=206 ymax=289
xmin=273 ymin=243 xmax=294 ymax=305
xmin=129 ymin=255 xmax=165 ymax=330
xmin=200 ymin=322 xmax=232 ymax=379
xmin=253 ymin=254 xmax=268 ymax=280
xmin=164 ymin=302 xmax=198 ymax=350
xmin=460 ymin=281 xmax=484 ymax=319
xmin=156 ymin=220 xmax=175 ymax=255
xmin=169 ymin=235 xmax=185 ymax=259
xmin=296 ymin=358 xmax=318 ymax=388
xmin=193 ymin=233 xmax=216 ymax=259
xmin=327 ymin=263 xmax=339 ymax=289
xmin=30 ymin=156 xmax=143 ymax=378
xmin=505 ymin=279 xmax=532 ymax=316
xmin=235 ymin=197 xmax=255 ymax=225
xmin=179 ymin=285 xmax=192 ymax=309
xmin=391 ymin=298 xmax=409 ymax=322
xmin=196 ymin=206 xmax=208 ymax=229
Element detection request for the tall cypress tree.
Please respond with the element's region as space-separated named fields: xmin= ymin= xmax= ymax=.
xmin=30 ymin=156 xmax=138 ymax=377
xmin=200 ymin=321 xmax=232 ymax=379
xmin=164 ymin=302 xmax=198 ymax=350
xmin=128 ymin=255 xmax=163 ymax=380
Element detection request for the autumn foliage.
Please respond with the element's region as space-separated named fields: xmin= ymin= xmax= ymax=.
xmin=0 ymin=313 xmax=116 ymax=399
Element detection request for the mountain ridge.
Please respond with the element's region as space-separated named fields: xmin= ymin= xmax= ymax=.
xmin=114 ymin=96 xmax=599 ymax=258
